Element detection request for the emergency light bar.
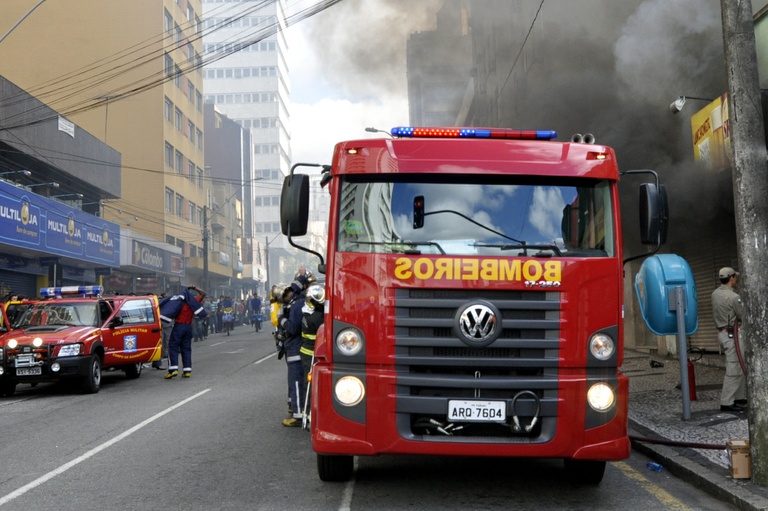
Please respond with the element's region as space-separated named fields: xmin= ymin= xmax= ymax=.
xmin=390 ymin=126 xmax=558 ymax=140
xmin=39 ymin=286 xmax=103 ymax=297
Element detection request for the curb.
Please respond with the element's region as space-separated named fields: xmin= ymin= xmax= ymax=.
xmin=629 ymin=422 xmax=768 ymax=511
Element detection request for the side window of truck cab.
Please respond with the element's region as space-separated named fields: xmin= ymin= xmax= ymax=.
xmin=118 ymin=298 xmax=157 ymax=325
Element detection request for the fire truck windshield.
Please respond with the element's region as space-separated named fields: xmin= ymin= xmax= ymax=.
xmin=338 ymin=176 xmax=614 ymax=257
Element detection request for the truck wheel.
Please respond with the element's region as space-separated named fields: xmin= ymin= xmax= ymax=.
xmin=81 ymin=355 xmax=102 ymax=394
xmin=317 ymin=453 xmax=354 ymax=482
xmin=564 ymin=459 xmax=606 ymax=485
xmin=0 ymin=381 xmax=16 ymax=397
xmin=124 ymin=362 xmax=142 ymax=380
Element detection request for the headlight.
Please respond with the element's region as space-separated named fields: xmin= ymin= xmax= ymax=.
xmin=33 ymin=337 xmax=43 ymax=348
xmin=57 ymin=344 xmax=82 ymax=357
xmin=334 ymin=376 xmax=365 ymax=406
xmin=336 ymin=328 xmax=363 ymax=356
xmin=587 ymin=382 xmax=615 ymax=411
xmin=589 ymin=333 xmax=615 ymax=361
xmin=7 ymin=339 xmax=17 ymax=349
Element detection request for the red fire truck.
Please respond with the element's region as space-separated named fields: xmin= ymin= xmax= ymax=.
xmin=281 ymin=127 xmax=667 ymax=484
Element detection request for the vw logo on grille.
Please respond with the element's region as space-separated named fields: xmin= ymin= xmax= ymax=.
xmin=454 ymin=301 xmax=501 ymax=348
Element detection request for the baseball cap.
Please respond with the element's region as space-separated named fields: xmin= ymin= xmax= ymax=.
xmin=718 ymin=267 xmax=739 ymax=279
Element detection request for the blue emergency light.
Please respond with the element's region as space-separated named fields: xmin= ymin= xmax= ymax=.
xmin=390 ymin=126 xmax=558 ymax=140
xmin=39 ymin=286 xmax=104 ymax=297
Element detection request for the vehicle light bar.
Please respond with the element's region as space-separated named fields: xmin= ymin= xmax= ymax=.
xmin=40 ymin=286 xmax=103 ymax=297
xmin=390 ymin=126 xmax=557 ymax=140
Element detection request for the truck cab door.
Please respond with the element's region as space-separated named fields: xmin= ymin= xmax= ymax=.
xmin=101 ymin=297 xmax=162 ymax=366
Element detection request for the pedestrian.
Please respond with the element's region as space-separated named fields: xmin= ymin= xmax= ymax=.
xmin=711 ymin=267 xmax=746 ymax=412
xmin=299 ymin=284 xmax=325 ymax=424
xmin=278 ymin=269 xmax=314 ymax=427
xmin=249 ymin=293 xmax=263 ymax=332
xmin=160 ymin=285 xmax=208 ymax=379
xmin=152 ymin=292 xmax=170 ymax=370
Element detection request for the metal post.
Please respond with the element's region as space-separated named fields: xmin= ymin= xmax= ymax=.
xmin=203 ymin=206 xmax=209 ymax=292
xmin=674 ymin=286 xmax=691 ymax=421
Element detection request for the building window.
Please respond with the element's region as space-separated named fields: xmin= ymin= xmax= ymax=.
xmin=188 ymin=120 xmax=195 ymax=140
xmin=175 ymin=150 xmax=183 ymax=174
xmin=196 ymin=167 xmax=203 ymax=188
xmin=164 ymin=97 xmax=172 ymax=122
xmin=196 ymin=91 xmax=203 ymax=111
xmin=174 ymin=64 xmax=182 ymax=88
xmin=166 ymin=235 xmax=175 ymax=245
xmin=188 ymin=201 xmax=196 ymax=223
xmin=188 ymin=80 xmax=195 ymax=101
xmin=175 ymin=108 xmax=182 ymax=131
xmin=197 ymin=206 xmax=203 ymax=226
xmin=164 ymin=9 xmax=173 ymax=34
xmin=174 ymin=23 xmax=182 ymax=43
xmin=176 ymin=194 xmax=184 ymax=218
xmin=196 ymin=129 xmax=203 ymax=149
xmin=164 ymin=53 xmax=173 ymax=78
xmin=188 ymin=161 xmax=195 ymax=182
xmin=165 ymin=142 xmax=174 ymax=167
xmin=165 ymin=187 xmax=173 ymax=212
xmin=190 ymin=245 xmax=197 ymax=258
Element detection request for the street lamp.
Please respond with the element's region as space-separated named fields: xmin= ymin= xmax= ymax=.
xmin=27 ymin=181 xmax=59 ymax=190
xmin=669 ymin=95 xmax=715 ymax=114
xmin=0 ymin=170 xmax=31 ymax=178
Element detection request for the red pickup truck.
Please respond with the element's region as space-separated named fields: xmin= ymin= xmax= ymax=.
xmin=0 ymin=286 xmax=163 ymax=396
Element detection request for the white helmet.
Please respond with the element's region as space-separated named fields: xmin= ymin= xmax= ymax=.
xmin=305 ymin=284 xmax=325 ymax=310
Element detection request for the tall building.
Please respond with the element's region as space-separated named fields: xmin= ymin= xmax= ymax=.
xmin=201 ymin=0 xmax=292 ymax=290
xmin=0 ymin=0 xmax=208 ymax=294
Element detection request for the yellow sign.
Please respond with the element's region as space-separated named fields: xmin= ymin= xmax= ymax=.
xmin=690 ymin=93 xmax=731 ymax=170
xmin=394 ymin=257 xmax=562 ymax=285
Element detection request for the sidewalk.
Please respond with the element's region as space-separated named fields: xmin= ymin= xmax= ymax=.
xmin=624 ymin=349 xmax=768 ymax=510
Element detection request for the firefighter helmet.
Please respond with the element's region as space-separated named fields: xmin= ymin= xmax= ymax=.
xmin=294 ymin=269 xmax=317 ymax=288
xmin=305 ymin=284 xmax=325 ymax=310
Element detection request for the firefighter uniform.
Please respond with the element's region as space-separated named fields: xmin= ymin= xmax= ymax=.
xmin=711 ymin=267 xmax=744 ymax=409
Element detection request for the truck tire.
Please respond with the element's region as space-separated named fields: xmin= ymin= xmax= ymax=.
xmin=317 ymin=453 xmax=354 ymax=482
xmin=0 ymin=381 xmax=16 ymax=397
xmin=563 ymin=459 xmax=606 ymax=485
xmin=81 ymin=355 xmax=102 ymax=394
xmin=124 ymin=363 xmax=143 ymax=380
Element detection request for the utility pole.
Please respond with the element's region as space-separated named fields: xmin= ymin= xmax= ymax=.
xmin=721 ymin=0 xmax=768 ymax=486
xmin=203 ymin=206 xmax=209 ymax=294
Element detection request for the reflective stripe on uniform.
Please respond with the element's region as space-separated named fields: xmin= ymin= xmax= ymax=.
xmin=300 ymin=346 xmax=314 ymax=356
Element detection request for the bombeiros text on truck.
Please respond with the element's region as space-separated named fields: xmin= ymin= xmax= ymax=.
xmin=0 ymin=286 xmax=164 ymax=396
xmin=281 ymin=126 xmax=668 ymax=484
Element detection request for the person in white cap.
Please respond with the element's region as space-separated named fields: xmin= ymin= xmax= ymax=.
xmin=711 ymin=267 xmax=745 ymax=413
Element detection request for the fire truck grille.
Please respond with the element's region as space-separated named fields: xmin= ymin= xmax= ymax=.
xmin=394 ymin=288 xmax=560 ymax=443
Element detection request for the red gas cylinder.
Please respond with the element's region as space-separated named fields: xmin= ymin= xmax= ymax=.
xmin=687 ymin=358 xmax=697 ymax=401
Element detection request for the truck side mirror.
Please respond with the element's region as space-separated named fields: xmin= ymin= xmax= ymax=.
xmin=639 ymin=183 xmax=668 ymax=245
xmin=280 ymin=174 xmax=310 ymax=236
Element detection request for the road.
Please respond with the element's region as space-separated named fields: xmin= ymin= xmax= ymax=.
xmin=0 ymin=326 xmax=732 ymax=510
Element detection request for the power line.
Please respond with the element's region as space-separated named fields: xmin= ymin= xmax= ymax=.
xmin=496 ymin=0 xmax=545 ymax=103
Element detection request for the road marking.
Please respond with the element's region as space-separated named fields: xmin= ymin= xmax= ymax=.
xmin=0 ymin=389 xmax=211 ymax=507
xmin=614 ymin=461 xmax=691 ymax=511
xmin=338 ymin=458 xmax=358 ymax=511
xmin=253 ymin=352 xmax=277 ymax=365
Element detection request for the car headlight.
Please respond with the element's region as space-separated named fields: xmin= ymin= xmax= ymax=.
xmin=56 ymin=344 xmax=82 ymax=357
xmin=334 ymin=376 xmax=365 ymax=406
xmin=33 ymin=337 xmax=43 ymax=348
xmin=589 ymin=333 xmax=615 ymax=361
xmin=587 ymin=382 xmax=615 ymax=411
xmin=336 ymin=328 xmax=363 ymax=356
xmin=7 ymin=339 xmax=17 ymax=349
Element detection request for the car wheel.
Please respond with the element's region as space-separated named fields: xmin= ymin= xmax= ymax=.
xmin=81 ymin=355 xmax=102 ymax=394
xmin=564 ymin=459 xmax=606 ymax=485
xmin=124 ymin=362 xmax=142 ymax=380
xmin=317 ymin=454 xmax=354 ymax=482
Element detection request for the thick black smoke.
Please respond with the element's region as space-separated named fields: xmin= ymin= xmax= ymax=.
xmin=301 ymin=0 xmax=731 ymax=248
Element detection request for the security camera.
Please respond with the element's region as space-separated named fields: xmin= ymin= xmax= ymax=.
xmin=669 ymin=96 xmax=686 ymax=114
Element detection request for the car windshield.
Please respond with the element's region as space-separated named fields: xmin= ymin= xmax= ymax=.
xmin=337 ymin=175 xmax=615 ymax=257
xmin=14 ymin=302 xmax=100 ymax=328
